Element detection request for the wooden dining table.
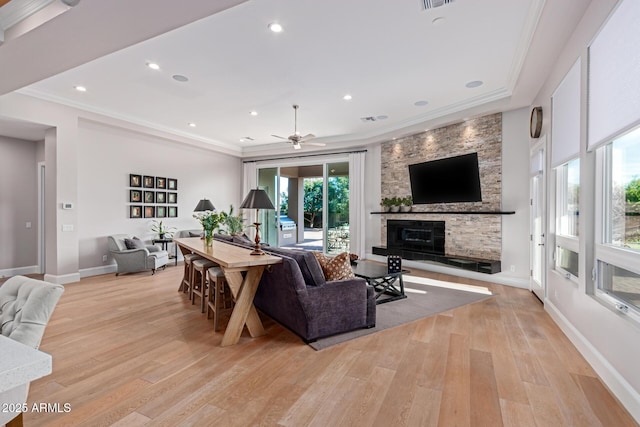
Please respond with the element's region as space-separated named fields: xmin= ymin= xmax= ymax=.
xmin=173 ymin=237 xmax=282 ymax=347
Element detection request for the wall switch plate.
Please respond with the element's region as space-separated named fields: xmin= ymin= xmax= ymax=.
xmin=62 ymin=224 xmax=74 ymax=232
xmin=102 ymin=255 xmax=108 ymax=262
xmin=26 ymin=222 xmax=32 ymax=229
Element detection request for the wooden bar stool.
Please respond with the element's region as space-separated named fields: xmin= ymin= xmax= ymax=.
xmin=179 ymin=253 xmax=203 ymax=295
xmin=207 ymin=266 xmax=235 ymax=331
xmin=191 ymin=258 xmax=217 ymax=313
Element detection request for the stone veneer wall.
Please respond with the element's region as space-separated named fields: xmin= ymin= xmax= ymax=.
xmin=380 ymin=113 xmax=502 ymax=260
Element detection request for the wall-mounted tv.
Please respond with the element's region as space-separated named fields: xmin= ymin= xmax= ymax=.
xmin=408 ymin=152 xmax=482 ymax=204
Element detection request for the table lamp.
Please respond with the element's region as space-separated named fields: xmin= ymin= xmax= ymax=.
xmin=240 ymin=188 xmax=275 ymax=255
xmin=194 ymin=198 xmax=215 ymax=212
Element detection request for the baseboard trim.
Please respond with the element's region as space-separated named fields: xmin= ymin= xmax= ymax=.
xmin=546 ymin=300 xmax=640 ymax=423
xmin=365 ymin=253 xmax=529 ymax=288
xmin=79 ymin=264 xmax=117 ymax=278
xmin=44 ymin=272 xmax=81 ymax=285
xmin=0 ymin=265 xmax=40 ymax=278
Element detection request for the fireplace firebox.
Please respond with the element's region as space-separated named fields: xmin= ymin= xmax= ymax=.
xmin=373 ymin=219 xmax=501 ymax=274
xmin=387 ymin=220 xmax=445 ymax=255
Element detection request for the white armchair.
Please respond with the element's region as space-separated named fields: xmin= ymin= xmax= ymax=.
xmin=107 ymin=234 xmax=169 ymax=275
xmin=0 ymin=276 xmax=64 ymax=426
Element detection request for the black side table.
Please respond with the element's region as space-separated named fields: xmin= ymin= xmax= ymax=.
xmin=352 ymin=261 xmax=409 ymax=304
xmin=152 ymin=238 xmax=178 ymax=266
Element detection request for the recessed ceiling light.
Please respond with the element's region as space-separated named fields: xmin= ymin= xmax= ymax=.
xmin=268 ymin=22 xmax=283 ymax=33
xmin=377 ymin=115 xmax=389 ymax=120
xmin=240 ymin=138 xmax=245 ymax=142
xmin=74 ymin=85 xmax=87 ymax=92
xmin=188 ymin=122 xmax=196 ymax=127
xmin=343 ymin=94 xmax=352 ymax=100
xmin=465 ymin=80 xmax=483 ymax=88
xmin=250 ymin=111 xmax=258 ymax=116
xmin=414 ymin=100 xmax=429 ymax=106
xmin=147 ymin=62 xmax=160 ymax=70
xmin=172 ymin=74 xmax=189 ymax=82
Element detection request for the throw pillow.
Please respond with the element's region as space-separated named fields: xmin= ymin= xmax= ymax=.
xmin=312 ymin=251 xmax=355 ymax=281
xmin=124 ymin=237 xmax=145 ymax=250
xmin=189 ymin=231 xmax=203 ymax=238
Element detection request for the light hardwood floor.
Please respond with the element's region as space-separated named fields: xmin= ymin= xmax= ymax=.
xmin=22 ymin=264 xmax=638 ymax=426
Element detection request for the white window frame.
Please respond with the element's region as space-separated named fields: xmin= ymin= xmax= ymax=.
xmin=594 ymin=143 xmax=640 ymax=323
xmin=554 ymin=158 xmax=580 ymax=282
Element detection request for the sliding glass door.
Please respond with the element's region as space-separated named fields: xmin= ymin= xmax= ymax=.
xmin=325 ymin=162 xmax=350 ymax=254
xmin=256 ymin=158 xmax=350 ymax=253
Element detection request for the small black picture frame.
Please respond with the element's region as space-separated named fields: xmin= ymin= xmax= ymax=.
xmin=167 ymin=178 xmax=178 ymax=190
xmin=144 ymin=206 xmax=155 ymax=218
xmin=143 ymin=176 xmax=155 ymax=188
xmin=130 ymin=190 xmax=142 ymax=203
xmin=156 ymin=191 xmax=166 ymax=204
xmin=130 ymin=205 xmax=142 ymax=218
xmin=156 ymin=177 xmax=166 ymax=189
xmin=156 ymin=206 xmax=167 ymax=218
xmin=130 ymin=174 xmax=142 ymax=188
xmin=168 ymin=206 xmax=178 ymax=218
xmin=144 ymin=191 xmax=155 ymax=203
xmin=168 ymin=192 xmax=177 ymax=204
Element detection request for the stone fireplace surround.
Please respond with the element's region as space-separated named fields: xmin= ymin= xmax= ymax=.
xmin=378 ymin=113 xmax=503 ymax=268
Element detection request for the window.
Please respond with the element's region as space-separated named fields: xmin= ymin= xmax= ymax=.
xmin=602 ymin=129 xmax=640 ymax=251
xmin=596 ymin=126 xmax=640 ymax=317
xmin=557 ymin=159 xmax=580 ymax=237
xmin=598 ymin=262 xmax=640 ymax=316
xmin=555 ymin=158 xmax=580 ymax=279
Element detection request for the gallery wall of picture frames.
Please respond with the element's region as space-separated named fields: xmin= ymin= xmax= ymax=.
xmin=128 ymin=174 xmax=178 ymax=219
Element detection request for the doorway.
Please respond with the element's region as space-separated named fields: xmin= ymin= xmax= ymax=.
xmin=38 ymin=162 xmax=46 ymax=274
xmin=530 ymin=143 xmax=546 ymax=302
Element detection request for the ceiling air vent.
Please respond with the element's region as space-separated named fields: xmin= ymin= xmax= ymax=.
xmin=360 ymin=116 xmax=377 ymax=123
xmin=421 ymin=0 xmax=454 ymax=10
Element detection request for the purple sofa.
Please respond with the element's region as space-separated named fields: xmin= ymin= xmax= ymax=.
xmin=215 ymin=235 xmax=376 ymax=342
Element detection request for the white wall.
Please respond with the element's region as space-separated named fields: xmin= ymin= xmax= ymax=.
xmin=0 ymin=136 xmax=38 ymax=273
xmin=501 ymin=108 xmax=532 ymax=280
xmin=0 ymin=93 xmax=243 ymax=282
xmin=77 ymin=120 xmax=242 ymax=274
xmin=364 ymin=143 xmax=382 ymax=252
xmin=532 ymin=0 xmax=640 ymax=421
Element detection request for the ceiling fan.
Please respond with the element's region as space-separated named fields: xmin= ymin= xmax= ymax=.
xmin=271 ymin=105 xmax=326 ymax=150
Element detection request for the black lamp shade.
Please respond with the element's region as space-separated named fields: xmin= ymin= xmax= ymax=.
xmin=240 ymin=189 xmax=275 ymax=210
xmin=194 ymin=198 xmax=215 ymax=212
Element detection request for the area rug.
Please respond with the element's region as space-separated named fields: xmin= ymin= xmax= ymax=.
xmin=308 ymin=276 xmax=493 ymax=350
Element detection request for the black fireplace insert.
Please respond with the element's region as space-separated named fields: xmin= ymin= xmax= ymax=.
xmin=387 ymin=220 xmax=445 ymax=255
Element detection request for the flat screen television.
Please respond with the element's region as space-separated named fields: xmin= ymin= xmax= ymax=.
xmin=408 ymin=152 xmax=482 ymax=204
